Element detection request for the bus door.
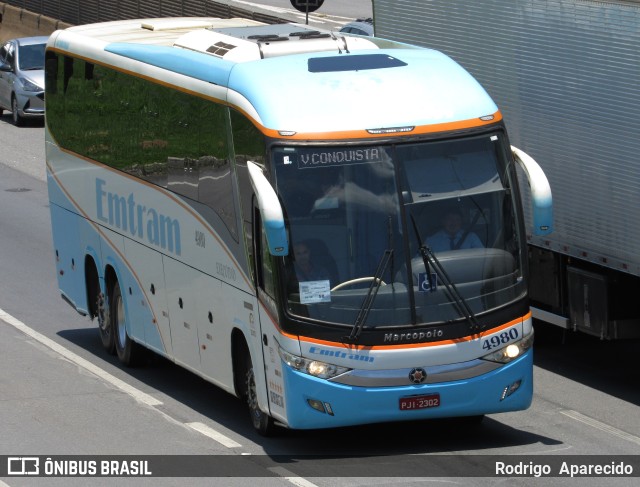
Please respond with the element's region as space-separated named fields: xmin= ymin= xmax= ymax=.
xmin=253 ymin=209 xmax=286 ymax=421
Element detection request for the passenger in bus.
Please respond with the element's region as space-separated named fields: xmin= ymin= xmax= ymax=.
xmin=427 ymin=209 xmax=483 ymax=252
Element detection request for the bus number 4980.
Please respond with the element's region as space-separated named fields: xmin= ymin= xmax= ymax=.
xmin=482 ymin=328 xmax=519 ymax=351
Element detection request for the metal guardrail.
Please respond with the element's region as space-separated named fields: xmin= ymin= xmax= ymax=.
xmin=1 ymin=0 xmax=288 ymax=26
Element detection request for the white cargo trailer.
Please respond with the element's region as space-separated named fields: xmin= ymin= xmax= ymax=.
xmin=373 ymin=0 xmax=640 ymax=339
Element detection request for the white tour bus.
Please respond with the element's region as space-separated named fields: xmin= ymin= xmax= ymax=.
xmin=45 ymin=17 xmax=552 ymax=434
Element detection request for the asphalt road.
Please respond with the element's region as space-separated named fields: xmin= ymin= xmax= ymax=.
xmin=216 ymin=0 xmax=373 ymax=26
xmin=1 ymin=101 xmax=640 ymax=485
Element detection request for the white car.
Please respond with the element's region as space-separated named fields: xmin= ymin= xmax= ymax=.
xmin=339 ymin=18 xmax=374 ymax=36
xmin=0 ymin=36 xmax=47 ymax=126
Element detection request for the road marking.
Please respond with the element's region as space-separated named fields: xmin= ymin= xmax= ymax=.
xmin=1 ymin=308 xmax=318 ymax=472
xmin=185 ymin=422 xmax=242 ymax=448
xmin=268 ymin=467 xmax=321 ymax=487
xmin=561 ymin=409 xmax=640 ymax=446
xmin=234 ymin=0 xmax=353 ymax=24
xmin=0 ymin=308 xmax=251 ymax=452
xmin=0 ymin=307 xmax=162 ymax=407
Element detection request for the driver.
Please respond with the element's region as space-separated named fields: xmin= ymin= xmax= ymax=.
xmin=427 ymin=209 xmax=483 ymax=251
xmin=292 ymin=241 xmax=331 ymax=283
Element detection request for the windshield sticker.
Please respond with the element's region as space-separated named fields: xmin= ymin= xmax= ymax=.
xmin=299 ymin=280 xmax=331 ymax=304
xmin=419 ymin=272 xmax=438 ymax=292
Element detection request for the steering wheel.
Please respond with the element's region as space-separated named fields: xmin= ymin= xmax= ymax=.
xmin=331 ymin=277 xmax=387 ymax=291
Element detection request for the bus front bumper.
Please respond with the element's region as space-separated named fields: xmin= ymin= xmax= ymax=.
xmin=278 ymin=349 xmax=533 ymax=430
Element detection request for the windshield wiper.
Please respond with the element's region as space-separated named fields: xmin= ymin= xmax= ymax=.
xmin=409 ymin=215 xmax=482 ymax=331
xmin=344 ymin=248 xmax=394 ymax=343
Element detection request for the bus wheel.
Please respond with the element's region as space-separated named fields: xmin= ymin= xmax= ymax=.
xmin=97 ymin=291 xmax=115 ymax=354
xmin=245 ymin=357 xmax=274 ymax=436
xmin=112 ymin=281 xmax=140 ymax=366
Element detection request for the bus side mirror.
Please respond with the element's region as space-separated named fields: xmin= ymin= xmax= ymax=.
xmin=247 ymin=161 xmax=289 ymax=256
xmin=512 ymin=146 xmax=553 ymax=236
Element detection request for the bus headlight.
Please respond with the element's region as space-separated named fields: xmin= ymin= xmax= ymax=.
xmin=482 ymin=330 xmax=534 ymax=364
xmin=278 ymin=347 xmax=351 ymax=379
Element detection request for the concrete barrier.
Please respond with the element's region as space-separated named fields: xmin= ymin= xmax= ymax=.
xmin=0 ymin=3 xmax=72 ymax=42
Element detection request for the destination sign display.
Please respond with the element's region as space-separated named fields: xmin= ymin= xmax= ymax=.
xmin=278 ymin=147 xmax=387 ymax=169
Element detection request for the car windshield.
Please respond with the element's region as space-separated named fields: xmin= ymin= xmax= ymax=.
xmin=18 ymin=43 xmax=45 ymax=70
xmin=272 ymin=133 xmax=525 ymax=328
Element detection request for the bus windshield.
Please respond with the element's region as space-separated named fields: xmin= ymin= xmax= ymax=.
xmin=272 ymin=133 xmax=525 ymax=328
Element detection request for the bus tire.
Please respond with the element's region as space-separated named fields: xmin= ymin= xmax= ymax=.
xmin=112 ymin=281 xmax=140 ymax=366
xmin=97 ymin=290 xmax=115 ymax=355
xmin=245 ymin=355 xmax=274 ymax=436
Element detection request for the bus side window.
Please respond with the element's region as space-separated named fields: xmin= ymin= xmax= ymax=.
xmin=230 ymin=108 xmax=267 ymax=277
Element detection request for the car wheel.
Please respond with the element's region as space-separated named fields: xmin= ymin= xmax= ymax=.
xmin=11 ymin=96 xmax=24 ymax=126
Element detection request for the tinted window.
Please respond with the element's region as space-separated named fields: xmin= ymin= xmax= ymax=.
xmin=45 ymin=52 xmax=238 ymax=239
xmin=229 ymin=108 xmax=267 ymax=274
xmin=0 ymin=43 xmax=8 ymax=62
xmin=18 ymin=43 xmax=45 ymax=70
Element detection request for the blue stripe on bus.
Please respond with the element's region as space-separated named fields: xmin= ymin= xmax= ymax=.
xmin=104 ymin=43 xmax=235 ymax=87
xmin=49 ymin=177 xmax=166 ymax=354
